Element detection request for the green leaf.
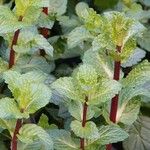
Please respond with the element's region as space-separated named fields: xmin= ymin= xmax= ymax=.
xmin=3 ymin=70 xmax=46 ymax=94
xmin=0 ymin=141 xmax=7 ymax=150
xmin=94 ymin=0 xmax=119 ymax=10
xmin=15 ymin=56 xmax=55 ymax=74
xmin=88 ymin=78 xmax=121 ymax=105
xmin=116 ymin=97 xmax=141 ymax=125
xmin=120 ymin=38 xmax=136 ymax=62
xmin=38 ymin=13 xmax=55 ymax=29
xmin=0 ymin=119 xmax=16 ymax=135
xmin=3 ymin=71 xmax=51 ymax=114
xmin=138 ymin=27 xmax=150 ymax=52
xmin=0 ymin=98 xmax=28 ymax=119
xmin=68 ymin=101 xmax=95 ymax=121
xmin=22 ymin=7 xmax=42 ymax=25
xmin=38 ymin=114 xmax=50 ymax=129
xmin=76 ymin=2 xmax=103 ymax=33
xmin=48 ymin=0 xmax=68 ymax=16
xmin=71 ymin=120 xmax=99 ymax=139
xmin=34 ymin=34 xmax=54 ymax=56
xmin=120 ymin=60 xmax=150 ymax=104
xmin=75 ymin=64 xmax=98 ymax=94
xmin=48 ymin=129 xmax=79 ymax=150
xmin=67 ymin=26 xmax=93 ymax=49
xmin=0 ymin=6 xmax=28 ymax=34
xmin=122 ymin=48 xmax=146 ymax=67
xmin=51 ymin=77 xmax=83 ymax=102
xmin=140 ymin=0 xmax=150 ymax=6
xmin=13 ymin=28 xmax=53 ymax=56
xmin=15 ymin=0 xmax=49 ymax=17
xmin=103 ymin=11 xmax=145 ymax=47
xmin=0 ymin=58 xmax=8 ymax=73
xmin=57 ymin=15 xmax=81 ymax=34
xmin=95 ymin=125 xmax=128 ymax=145
xmin=18 ymin=124 xmax=53 ymax=150
xmin=19 ymin=83 xmax=51 ymax=114
xmin=83 ymin=50 xmax=114 ymax=78
xmin=123 ymin=116 xmax=150 ymax=150
xmin=92 ymin=33 xmax=115 ymax=51
xmin=75 ymin=2 xmax=89 ymax=19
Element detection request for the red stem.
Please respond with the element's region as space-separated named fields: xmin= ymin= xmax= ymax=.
xmin=11 ymin=119 xmax=22 ymax=150
xmin=80 ymin=96 xmax=88 ymax=150
xmin=9 ymin=16 xmax=23 ymax=69
xmin=106 ymin=45 xmax=122 ymax=150
xmin=40 ymin=7 xmax=49 ymax=56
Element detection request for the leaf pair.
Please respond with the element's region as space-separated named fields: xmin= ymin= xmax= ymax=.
xmin=0 ymin=71 xmax=51 ymax=119
xmin=52 ymin=64 xmax=121 ymax=105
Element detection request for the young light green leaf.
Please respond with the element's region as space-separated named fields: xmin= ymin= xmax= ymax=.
xmin=51 ymin=77 xmax=83 ymax=102
xmin=76 ymin=4 xmax=103 ymax=33
xmin=71 ymin=120 xmax=99 ymax=139
xmin=120 ymin=38 xmax=136 ymax=62
xmin=38 ymin=114 xmax=50 ymax=129
xmin=103 ymin=11 xmax=145 ymax=47
xmin=22 ymin=83 xmax=51 ymax=114
xmin=3 ymin=71 xmax=51 ymax=114
xmin=18 ymin=124 xmax=53 ymax=150
xmin=22 ymin=7 xmax=42 ymax=25
xmin=15 ymin=0 xmax=49 ymax=17
xmin=75 ymin=64 xmax=98 ymax=94
xmin=92 ymin=33 xmax=115 ymax=51
xmin=48 ymin=129 xmax=79 ymax=150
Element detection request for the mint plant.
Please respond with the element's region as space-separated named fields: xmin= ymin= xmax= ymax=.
xmin=0 ymin=0 xmax=149 ymax=150
xmin=51 ymin=64 xmax=128 ymax=150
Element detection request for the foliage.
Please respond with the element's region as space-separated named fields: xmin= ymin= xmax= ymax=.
xmin=0 ymin=0 xmax=149 ymax=150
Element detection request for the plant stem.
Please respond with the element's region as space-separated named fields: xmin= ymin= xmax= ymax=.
xmin=106 ymin=45 xmax=122 ymax=150
xmin=40 ymin=7 xmax=49 ymax=56
xmin=80 ymin=96 xmax=88 ymax=150
xmin=9 ymin=16 xmax=23 ymax=69
xmin=11 ymin=119 xmax=22 ymax=150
